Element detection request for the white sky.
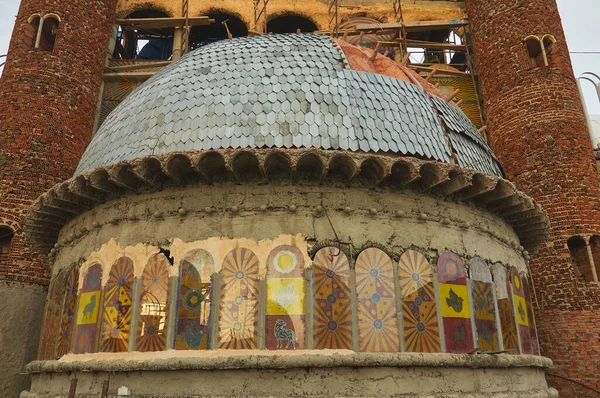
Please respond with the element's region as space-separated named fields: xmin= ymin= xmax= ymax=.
xmin=0 ymin=0 xmax=597 ymax=115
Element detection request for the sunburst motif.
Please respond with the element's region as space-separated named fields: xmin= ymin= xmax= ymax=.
xmin=499 ymin=299 xmax=519 ymax=352
xmin=472 ymin=280 xmax=499 ymax=351
xmin=136 ymin=254 xmax=170 ymax=352
xmin=38 ymin=272 xmax=67 ymax=360
xmin=355 ymin=248 xmax=399 ymax=352
xmin=56 ymin=267 xmax=79 ymax=358
xmin=398 ymin=250 xmax=434 ymax=298
xmin=176 ymin=249 xmax=213 ymax=350
xmin=101 ymin=257 xmax=134 ymax=353
xmin=493 ymin=265 xmax=519 ymax=353
xmin=218 ymin=248 xmax=259 ymax=349
xmin=402 ymin=289 xmax=441 ymax=353
xmin=312 ymin=247 xmax=353 ymax=350
xmin=399 ymin=250 xmax=440 ymax=353
xmin=356 ymin=248 xmax=395 ymax=298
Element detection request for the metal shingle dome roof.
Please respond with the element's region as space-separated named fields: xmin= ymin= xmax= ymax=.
xmin=76 ymin=34 xmax=502 ymax=176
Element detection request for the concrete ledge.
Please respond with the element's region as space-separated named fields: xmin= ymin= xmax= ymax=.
xmin=26 ymin=350 xmax=553 ymax=373
xmin=21 ymin=390 xmax=559 ymax=398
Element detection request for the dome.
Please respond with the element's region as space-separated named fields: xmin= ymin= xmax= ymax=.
xmin=77 ymin=34 xmax=501 ymax=176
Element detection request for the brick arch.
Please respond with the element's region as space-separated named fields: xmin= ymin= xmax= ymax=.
xmin=266 ymin=11 xmax=320 ymax=33
xmin=567 ymin=236 xmax=592 ymax=282
xmin=116 ymin=4 xmax=173 ymax=19
xmin=189 ymin=9 xmax=249 ymax=50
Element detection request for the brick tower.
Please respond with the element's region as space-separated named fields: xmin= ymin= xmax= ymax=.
xmin=465 ymin=0 xmax=600 ymax=394
xmin=0 ymin=0 xmax=117 ymax=395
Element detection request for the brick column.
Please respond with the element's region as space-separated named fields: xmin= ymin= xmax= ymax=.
xmin=0 ymin=0 xmax=117 ymax=395
xmin=465 ymin=0 xmax=600 ymax=395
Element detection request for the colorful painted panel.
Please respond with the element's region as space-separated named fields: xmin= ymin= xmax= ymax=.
xmin=175 ymin=249 xmax=214 ymax=350
xmin=101 ymin=257 xmax=134 ymax=352
xmin=399 ymin=250 xmax=440 ymax=353
xmin=38 ymin=272 xmax=67 ymax=360
xmin=72 ymin=263 xmax=103 ymax=354
xmin=521 ymin=275 xmax=540 ymax=355
xmin=356 ymin=248 xmax=399 ymax=352
xmin=136 ymin=253 xmax=170 ymax=352
xmin=492 ymin=263 xmax=520 ymax=353
xmin=266 ymin=245 xmax=306 ymax=350
xmin=312 ymin=247 xmax=352 ymax=350
xmin=470 ymin=258 xmax=499 ymax=351
xmin=219 ymin=248 xmax=259 ymax=349
xmin=56 ymin=267 xmax=79 ymax=358
xmin=437 ymin=252 xmax=474 ymax=353
xmin=511 ymin=267 xmax=533 ymax=354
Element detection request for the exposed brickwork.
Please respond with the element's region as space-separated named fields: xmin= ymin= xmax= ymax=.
xmin=538 ymin=309 xmax=600 ymax=396
xmin=0 ymin=0 xmax=117 ymax=284
xmin=465 ymin=0 xmax=600 ymax=395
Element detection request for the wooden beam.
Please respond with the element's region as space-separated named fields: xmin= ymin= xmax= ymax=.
xmin=405 ymin=39 xmax=467 ymax=51
xmin=116 ymin=17 xmax=214 ymax=31
xmin=105 ymin=61 xmax=171 ymax=73
xmin=355 ymin=19 xmax=469 ymax=34
xmin=103 ymin=71 xmax=156 ymax=81
xmin=411 ymin=65 xmax=471 ymax=76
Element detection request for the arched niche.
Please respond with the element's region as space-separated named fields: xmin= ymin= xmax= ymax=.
xmin=189 ymin=12 xmax=248 ymax=50
xmin=0 ymin=226 xmax=14 ymax=272
xmin=567 ymin=236 xmax=594 ymax=282
xmin=113 ymin=9 xmax=174 ymax=60
xmin=267 ymin=14 xmax=318 ymax=34
xmin=524 ymin=36 xmax=545 ymax=68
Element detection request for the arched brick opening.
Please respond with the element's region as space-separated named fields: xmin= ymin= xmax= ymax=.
xmin=39 ymin=16 xmax=60 ymax=52
xmin=267 ymin=14 xmax=318 ymax=34
xmin=524 ymin=36 xmax=545 ymax=68
xmin=0 ymin=226 xmax=14 ymax=276
xmin=26 ymin=14 xmax=41 ymax=48
xmin=588 ymin=235 xmax=600 ymax=282
xmin=190 ymin=12 xmax=248 ymax=50
xmin=113 ymin=9 xmax=173 ymax=60
xmin=567 ymin=236 xmax=593 ymax=282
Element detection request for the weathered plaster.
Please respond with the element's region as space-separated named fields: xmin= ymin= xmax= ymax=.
xmin=52 ymin=185 xmax=528 ymax=279
xmin=24 ymin=352 xmax=557 ymax=397
xmin=0 ymin=281 xmax=46 ymax=398
xmin=115 ymin=0 xmax=466 ymax=31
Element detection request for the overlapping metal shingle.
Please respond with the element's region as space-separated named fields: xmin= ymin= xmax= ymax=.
xmin=76 ymin=34 xmax=500 ymax=177
xmin=429 ymin=95 xmax=502 ymax=176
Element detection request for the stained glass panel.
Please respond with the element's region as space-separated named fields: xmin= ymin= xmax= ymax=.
xmin=101 ymin=257 xmax=134 ymax=352
xmin=73 ymin=263 xmax=103 ymax=354
xmin=312 ymin=247 xmax=352 ymax=350
xmin=219 ymin=248 xmax=259 ymax=349
xmin=136 ymin=253 xmax=170 ymax=352
xmin=399 ymin=250 xmax=440 ymax=353
xmin=356 ymin=248 xmax=400 ymax=352
xmin=437 ymin=252 xmax=474 ymax=353
xmin=175 ymin=249 xmax=214 ymax=350
xmin=56 ymin=267 xmax=79 ymax=358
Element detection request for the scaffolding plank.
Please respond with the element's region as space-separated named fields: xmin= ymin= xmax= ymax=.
xmin=355 ymin=19 xmax=469 ymax=33
xmin=117 ymin=17 xmax=214 ymax=30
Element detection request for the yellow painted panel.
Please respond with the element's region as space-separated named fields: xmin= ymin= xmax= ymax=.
xmin=76 ymin=291 xmax=101 ymax=325
xmin=439 ymin=283 xmax=471 ymax=319
xmin=513 ymin=295 xmax=529 ymax=327
xmin=266 ymin=278 xmax=305 ymax=315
